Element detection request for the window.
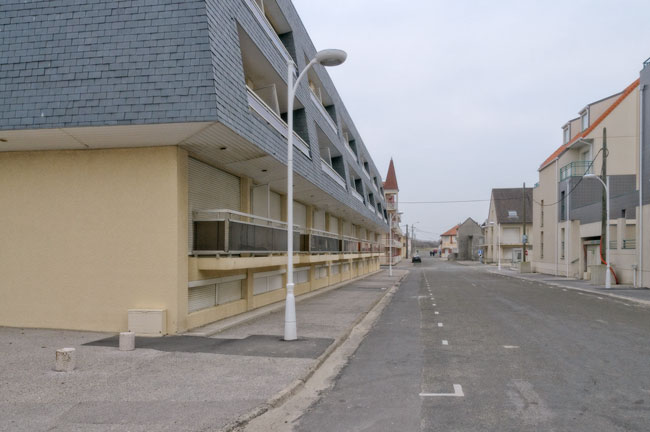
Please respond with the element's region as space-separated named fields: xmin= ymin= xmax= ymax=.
xmin=581 ymin=109 xmax=589 ymax=131
xmin=508 ymin=210 xmax=518 ymax=218
xmin=560 ymin=191 xmax=566 ymax=220
xmin=540 ymin=200 xmax=544 ymax=227
xmin=540 ymin=231 xmax=544 ymax=259
xmin=560 ymin=228 xmax=565 ymax=259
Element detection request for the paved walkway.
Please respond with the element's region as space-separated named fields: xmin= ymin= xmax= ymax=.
xmin=474 ymin=263 xmax=650 ymax=306
xmin=0 ymin=268 xmax=408 ymax=432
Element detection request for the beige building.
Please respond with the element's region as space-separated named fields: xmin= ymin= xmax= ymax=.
xmin=532 ymin=79 xmax=640 ymax=284
xmin=484 ymin=188 xmax=533 ymax=265
xmin=0 ymin=1 xmax=388 ymax=335
xmin=440 ymin=225 xmax=459 ymax=258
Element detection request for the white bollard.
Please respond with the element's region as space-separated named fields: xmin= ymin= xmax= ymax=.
xmin=55 ymin=348 xmax=76 ymax=372
xmin=119 ymin=331 xmax=135 ymax=351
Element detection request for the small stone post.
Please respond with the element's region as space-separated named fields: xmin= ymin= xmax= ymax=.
xmin=55 ymin=348 xmax=76 ymax=372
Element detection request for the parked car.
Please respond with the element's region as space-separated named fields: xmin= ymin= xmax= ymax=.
xmin=412 ymin=254 xmax=422 ymax=263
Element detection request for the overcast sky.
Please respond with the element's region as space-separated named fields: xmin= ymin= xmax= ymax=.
xmin=293 ymin=0 xmax=650 ymax=241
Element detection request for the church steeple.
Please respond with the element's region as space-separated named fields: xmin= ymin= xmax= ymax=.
xmin=383 ymin=158 xmax=399 ymax=191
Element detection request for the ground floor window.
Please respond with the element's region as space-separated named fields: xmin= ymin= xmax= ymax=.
xmin=188 ymin=276 xmax=244 ymax=313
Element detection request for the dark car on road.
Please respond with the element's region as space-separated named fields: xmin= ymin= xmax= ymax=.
xmin=412 ymin=254 xmax=421 ymax=263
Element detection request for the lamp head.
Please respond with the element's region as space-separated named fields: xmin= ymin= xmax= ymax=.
xmin=315 ymin=49 xmax=347 ymax=67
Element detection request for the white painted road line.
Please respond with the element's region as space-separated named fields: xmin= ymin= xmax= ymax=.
xmin=442 ymin=340 xmax=448 ymax=345
xmin=432 ymin=303 xmax=436 ymax=306
xmin=434 ymin=311 xmax=439 ymax=315
xmin=503 ymin=345 xmax=519 ymax=349
xmin=420 ymin=384 xmax=464 ymax=397
xmin=437 ymin=323 xmax=443 ymax=327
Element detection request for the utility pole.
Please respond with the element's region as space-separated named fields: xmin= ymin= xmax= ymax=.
xmin=601 ymin=128 xmax=608 ymax=265
xmin=405 ymin=224 xmax=409 ymax=259
xmin=522 ymin=182 xmax=527 ymax=263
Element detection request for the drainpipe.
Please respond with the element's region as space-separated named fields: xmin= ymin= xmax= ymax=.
xmin=567 ymin=180 xmax=570 ymax=279
xmin=640 ymin=84 xmax=645 ymax=287
xmin=555 ymin=159 xmax=559 ymax=276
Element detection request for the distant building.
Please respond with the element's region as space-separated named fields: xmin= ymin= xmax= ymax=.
xmin=484 ymin=188 xmax=533 ymax=265
xmin=381 ymin=158 xmax=404 ymax=265
xmin=440 ymin=224 xmax=460 ymax=258
xmin=457 ymin=218 xmax=484 ymax=261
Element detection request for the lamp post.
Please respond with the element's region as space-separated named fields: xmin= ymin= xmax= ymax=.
xmin=284 ymin=49 xmax=347 ymax=341
xmin=488 ymin=221 xmax=501 ymax=270
xmin=585 ymin=173 xmax=611 ymax=288
xmin=388 ymin=213 xmax=394 ymax=276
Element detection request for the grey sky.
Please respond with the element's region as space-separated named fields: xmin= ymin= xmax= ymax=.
xmin=293 ymin=0 xmax=650 ymax=241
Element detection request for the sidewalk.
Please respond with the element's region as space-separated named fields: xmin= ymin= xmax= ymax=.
xmin=0 ymin=269 xmax=408 ymax=432
xmin=481 ymin=264 xmax=650 ymax=306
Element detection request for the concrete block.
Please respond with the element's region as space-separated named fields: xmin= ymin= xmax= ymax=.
xmin=119 ymin=331 xmax=135 ymax=351
xmin=55 ymin=348 xmax=76 ymax=372
xmin=519 ymin=262 xmax=532 ymax=273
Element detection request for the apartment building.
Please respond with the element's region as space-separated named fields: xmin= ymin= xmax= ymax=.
xmin=484 ymin=188 xmax=533 ymax=265
xmin=532 ymin=79 xmax=640 ymax=283
xmin=381 ymin=158 xmax=404 ymax=265
xmin=0 ymin=0 xmax=388 ymax=335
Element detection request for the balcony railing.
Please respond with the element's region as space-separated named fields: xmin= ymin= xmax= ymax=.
xmin=623 ymin=239 xmax=636 ymax=249
xmin=193 ymin=209 xmax=302 ymax=254
xmin=247 ymin=87 xmax=310 ymax=157
xmin=367 ymin=202 xmax=376 ymax=213
xmin=345 ymin=143 xmax=358 ymax=161
xmin=309 ymin=90 xmax=338 ymax=132
xmin=193 ymin=209 xmax=380 ymax=255
xmin=303 ymin=228 xmax=340 ymax=253
xmin=559 ymin=160 xmax=593 ymax=181
xmin=321 ymin=159 xmax=347 ymax=188
xmin=244 ymin=0 xmax=294 ymax=65
xmin=351 ymin=188 xmax=364 ymax=203
xmin=609 ymin=240 xmax=617 ymax=250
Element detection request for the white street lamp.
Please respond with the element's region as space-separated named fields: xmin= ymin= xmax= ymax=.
xmin=584 ymin=173 xmax=611 ymax=289
xmin=488 ymin=221 xmax=501 ymax=270
xmin=388 ymin=213 xmax=394 ymax=277
xmin=285 ymin=49 xmax=347 ymax=341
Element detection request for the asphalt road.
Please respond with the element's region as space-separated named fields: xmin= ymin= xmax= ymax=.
xmin=296 ymin=258 xmax=650 ymax=431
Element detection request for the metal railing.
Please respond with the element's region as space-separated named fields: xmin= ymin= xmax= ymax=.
xmin=559 ymin=160 xmax=593 ymax=181
xmin=609 ymin=240 xmax=618 ymax=250
xmin=623 ymin=239 xmax=637 ymax=249
xmin=193 ymin=209 xmax=381 ymax=255
xmin=244 ymin=0 xmax=294 ymax=65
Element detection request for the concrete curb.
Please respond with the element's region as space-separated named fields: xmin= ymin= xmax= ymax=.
xmin=488 ymin=269 xmax=650 ymax=307
xmin=218 ymin=270 xmax=410 ymax=432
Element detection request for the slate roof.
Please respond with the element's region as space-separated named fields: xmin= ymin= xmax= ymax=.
xmin=492 ymin=188 xmax=533 ymax=224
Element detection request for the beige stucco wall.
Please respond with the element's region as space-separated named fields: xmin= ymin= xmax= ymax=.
xmin=532 ymin=161 xmax=559 ymax=274
xmin=0 ymin=146 xmax=188 ymax=333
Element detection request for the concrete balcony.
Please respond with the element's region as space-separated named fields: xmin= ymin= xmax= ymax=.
xmin=247 ymin=87 xmax=310 ymax=157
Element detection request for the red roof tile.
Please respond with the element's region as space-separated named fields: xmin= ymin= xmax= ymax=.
xmin=441 ymin=224 xmax=460 ymax=236
xmin=539 ymin=78 xmax=640 ymax=171
xmin=383 ymin=158 xmax=399 ymax=191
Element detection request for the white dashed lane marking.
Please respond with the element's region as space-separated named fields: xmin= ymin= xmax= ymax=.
xmin=420 ymin=384 xmax=464 ymax=397
xmin=438 ymin=323 xmax=443 ymax=327
xmin=442 ymin=340 xmax=448 ymax=345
